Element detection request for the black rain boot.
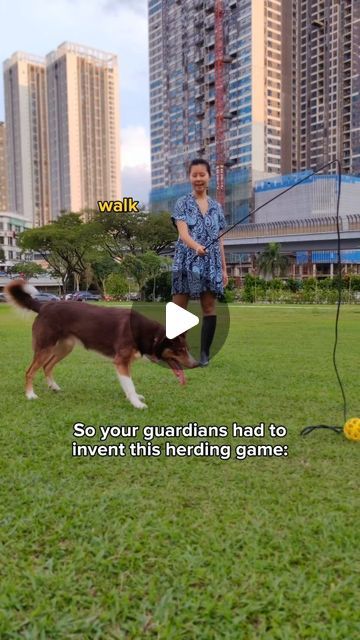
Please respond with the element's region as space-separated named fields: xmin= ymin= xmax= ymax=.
xmin=199 ymin=315 xmax=217 ymax=367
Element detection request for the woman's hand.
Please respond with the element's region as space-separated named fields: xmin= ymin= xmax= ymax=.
xmin=195 ymin=244 xmax=207 ymax=256
xmin=223 ymin=271 xmax=229 ymax=287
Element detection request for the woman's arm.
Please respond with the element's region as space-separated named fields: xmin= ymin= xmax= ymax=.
xmin=176 ymin=221 xmax=207 ymax=255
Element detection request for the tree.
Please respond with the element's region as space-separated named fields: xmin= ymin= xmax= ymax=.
xmin=18 ymin=213 xmax=102 ymax=291
xmin=256 ymin=243 xmax=290 ymax=279
xmin=143 ymin=271 xmax=172 ymax=302
xmin=119 ymin=252 xmax=170 ymax=300
xmin=95 ymin=210 xmax=149 ymax=257
xmin=89 ymin=252 xmax=122 ymax=294
xmin=8 ymin=262 xmax=45 ymax=279
xmin=141 ymin=251 xmax=163 ymax=300
xmin=243 ymin=274 xmax=266 ymax=303
xmin=120 ymin=254 xmax=148 ymax=292
xmin=83 ymin=263 xmax=94 ymax=291
xmin=104 ymin=273 xmax=128 ymax=299
xmin=95 ymin=210 xmax=177 ymax=258
xmin=139 ymin=212 xmax=177 ymax=254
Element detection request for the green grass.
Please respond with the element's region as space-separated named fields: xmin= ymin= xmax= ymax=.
xmin=0 ymin=302 xmax=359 ymax=639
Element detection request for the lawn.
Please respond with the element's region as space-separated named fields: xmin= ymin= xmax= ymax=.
xmin=0 ymin=302 xmax=359 ymax=639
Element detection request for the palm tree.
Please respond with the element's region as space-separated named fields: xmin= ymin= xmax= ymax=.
xmin=256 ymin=243 xmax=290 ymax=280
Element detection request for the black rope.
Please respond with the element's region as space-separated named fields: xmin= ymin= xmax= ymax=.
xmin=185 ymin=158 xmax=348 ymax=437
xmin=300 ymin=159 xmax=347 ymax=436
xmin=192 ymin=159 xmax=341 ymax=255
xmin=300 ymin=425 xmax=343 ymax=436
xmin=189 ymin=160 xmax=342 ymax=269
xmin=332 ymin=160 xmax=347 ymax=424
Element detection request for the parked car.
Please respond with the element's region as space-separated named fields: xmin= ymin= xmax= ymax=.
xmin=71 ymin=291 xmax=101 ymax=302
xmin=127 ymin=293 xmax=141 ymax=301
xmin=34 ymin=292 xmax=61 ymax=301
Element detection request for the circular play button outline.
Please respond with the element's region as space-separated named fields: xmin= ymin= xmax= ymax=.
xmin=130 ymin=270 xmax=230 ymax=370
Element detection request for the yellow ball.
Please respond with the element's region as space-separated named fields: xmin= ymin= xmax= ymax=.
xmin=343 ymin=418 xmax=360 ymax=441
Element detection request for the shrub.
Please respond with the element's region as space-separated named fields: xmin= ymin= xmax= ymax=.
xmin=104 ymin=273 xmax=128 ymax=298
xmin=269 ymin=278 xmax=285 ymax=290
xmin=143 ymin=271 xmax=172 ymax=302
xmin=286 ymin=278 xmax=302 ymax=292
xmin=303 ymin=277 xmax=317 ymax=290
xmin=349 ymin=275 xmax=360 ymax=291
xmin=221 ymin=288 xmax=236 ymax=303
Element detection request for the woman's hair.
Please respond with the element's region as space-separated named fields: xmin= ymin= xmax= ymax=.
xmin=188 ymin=158 xmax=211 ymax=176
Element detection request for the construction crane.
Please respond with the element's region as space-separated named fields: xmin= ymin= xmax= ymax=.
xmin=215 ymin=0 xmax=225 ymax=207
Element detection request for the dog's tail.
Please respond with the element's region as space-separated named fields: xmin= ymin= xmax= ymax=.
xmin=5 ymin=279 xmax=41 ymax=313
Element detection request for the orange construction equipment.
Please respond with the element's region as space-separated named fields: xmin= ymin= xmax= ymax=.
xmin=215 ymin=0 xmax=225 ymax=207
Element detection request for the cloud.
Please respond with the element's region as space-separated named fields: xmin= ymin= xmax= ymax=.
xmin=0 ymin=0 xmax=149 ymax=125
xmin=102 ymin=0 xmax=147 ymax=16
xmin=1 ymin=0 xmax=152 ymax=205
xmin=64 ymin=0 xmax=147 ymax=15
xmin=121 ymin=125 xmax=150 ymax=169
xmin=121 ymin=165 xmax=151 ymax=206
xmin=120 ymin=125 xmax=151 ymax=205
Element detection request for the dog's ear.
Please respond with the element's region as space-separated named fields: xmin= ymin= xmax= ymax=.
xmin=153 ymin=328 xmax=167 ymax=357
xmin=153 ymin=327 xmax=166 ymax=346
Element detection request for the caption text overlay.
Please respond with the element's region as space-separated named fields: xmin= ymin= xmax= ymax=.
xmin=72 ymin=422 xmax=289 ymax=461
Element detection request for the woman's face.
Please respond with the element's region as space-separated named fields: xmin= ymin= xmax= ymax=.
xmin=189 ymin=164 xmax=210 ymax=195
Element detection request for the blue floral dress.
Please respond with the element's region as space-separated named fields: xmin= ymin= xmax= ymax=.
xmin=171 ymin=193 xmax=226 ymax=298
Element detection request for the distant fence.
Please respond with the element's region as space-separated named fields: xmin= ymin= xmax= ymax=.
xmin=225 ymin=214 xmax=360 ymax=239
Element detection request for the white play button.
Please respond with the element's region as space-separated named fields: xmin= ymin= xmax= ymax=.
xmin=166 ymin=302 xmax=199 ymax=339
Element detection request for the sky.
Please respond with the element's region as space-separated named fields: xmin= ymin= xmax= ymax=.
xmin=0 ymin=0 xmax=151 ymax=204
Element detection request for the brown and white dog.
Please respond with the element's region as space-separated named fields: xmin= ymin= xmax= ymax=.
xmin=5 ymin=280 xmax=198 ymax=409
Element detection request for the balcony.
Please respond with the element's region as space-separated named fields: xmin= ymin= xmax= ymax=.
xmin=195 ymin=86 xmax=205 ymax=99
xmin=204 ymin=0 xmax=213 ymax=13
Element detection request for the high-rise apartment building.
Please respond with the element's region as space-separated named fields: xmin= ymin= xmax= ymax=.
xmin=46 ymin=42 xmax=121 ymax=219
xmin=293 ymin=0 xmax=360 ymax=175
xmin=149 ymin=0 xmax=360 ymax=222
xmin=3 ymin=53 xmax=51 ymax=226
xmin=0 ymin=122 xmax=9 ymax=211
xmin=148 ymin=0 xmax=292 ymax=222
xmin=3 ymin=43 xmax=121 ymax=224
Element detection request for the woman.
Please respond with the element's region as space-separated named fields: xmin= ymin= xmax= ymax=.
xmin=172 ymin=158 xmax=228 ymax=367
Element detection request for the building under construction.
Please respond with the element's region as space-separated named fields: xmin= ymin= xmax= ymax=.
xmin=293 ymin=0 xmax=360 ymax=175
xmin=148 ymin=0 xmax=360 ymax=223
xmin=148 ymin=0 xmax=291 ymax=223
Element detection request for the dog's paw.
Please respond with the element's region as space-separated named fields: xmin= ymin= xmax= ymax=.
xmin=26 ymin=390 xmax=38 ymax=400
xmin=47 ymin=380 xmax=61 ymax=392
xmin=137 ymin=394 xmax=145 ymax=401
xmin=128 ymin=394 xmax=148 ymax=409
